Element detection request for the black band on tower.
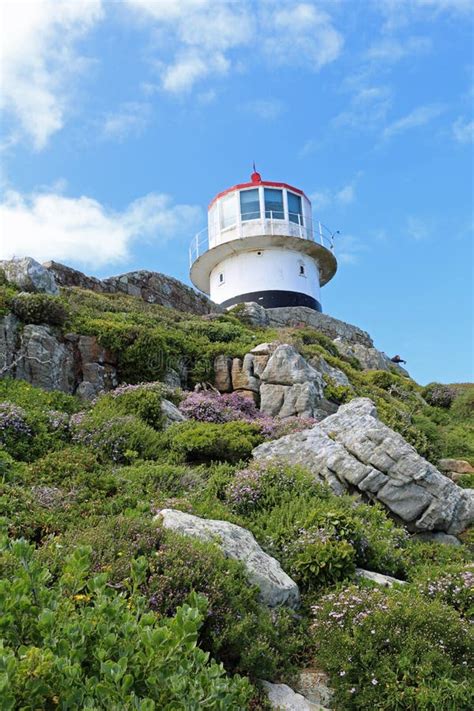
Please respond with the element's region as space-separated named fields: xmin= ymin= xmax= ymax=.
xmin=221 ymin=290 xmax=322 ymax=311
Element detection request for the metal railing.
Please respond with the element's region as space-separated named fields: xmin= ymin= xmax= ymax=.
xmin=189 ymin=211 xmax=337 ymax=266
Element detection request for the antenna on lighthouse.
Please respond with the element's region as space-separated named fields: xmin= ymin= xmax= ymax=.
xmin=251 ymin=161 xmax=261 ymax=183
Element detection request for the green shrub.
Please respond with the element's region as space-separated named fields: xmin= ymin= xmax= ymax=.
xmin=145 ymin=530 xmax=305 ymax=678
xmin=40 ymin=514 xmax=161 ymax=585
xmin=116 ymin=461 xmax=206 ymax=499
xmin=288 ymin=530 xmax=356 ymax=589
xmin=11 ymin=292 xmax=69 ymax=326
xmin=322 ymin=375 xmax=353 ymax=404
xmin=92 ymin=383 xmax=170 ymax=430
xmin=0 ymin=401 xmax=70 ymax=462
xmin=457 ymin=472 xmax=474 ymax=489
xmin=292 ymin=327 xmax=341 ymax=357
xmin=72 ymin=413 xmax=164 ymax=464
xmin=0 ymin=536 xmax=252 ymax=709
xmin=224 ymin=462 xmax=314 ymax=516
xmin=0 ymin=378 xmax=80 ymax=414
xmin=28 ymin=446 xmax=101 ymax=485
xmin=311 ymin=585 xmax=474 ymax=710
xmin=422 ymin=382 xmax=457 ymax=409
xmin=450 ymin=388 xmax=474 ymax=420
xmin=164 ymin=421 xmax=264 ymax=464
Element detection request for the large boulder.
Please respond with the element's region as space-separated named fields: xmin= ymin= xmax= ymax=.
xmin=15 ymin=325 xmax=76 ymax=392
xmin=253 ymin=398 xmax=473 ymax=534
xmin=261 ymin=681 xmax=328 ymax=710
xmin=1 ymin=257 xmax=59 ymax=295
xmin=227 ymin=301 xmax=270 ymax=326
xmin=259 ymin=344 xmax=325 ymax=418
xmin=155 ymin=509 xmax=300 ymax=608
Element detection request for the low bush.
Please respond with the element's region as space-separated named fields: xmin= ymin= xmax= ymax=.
xmin=311 ymin=585 xmax=473 ymax=710
xmin=1 ymin=536 xmax=252 ymax=709
xmin=11 ymin=292 xmax=70 ymax=326
xmin=145 ymin=530 xmax=305 ymax=679
xmin=422 ymin=382 xmax=457 ymax=409
xmin=416 ymin=565 xmax=473 ymax=617
xmin=450 ymin=387 xmax=474 ymax=420
xmin=0 ymin=400 xmax=70 ymax=462
xmin=92 ymin=382 xmax=177 ymax=431
xmin=71 ymin=413 xmax=164 ymax=464
xmin=164 ymin=420 xmax=264 ymax=464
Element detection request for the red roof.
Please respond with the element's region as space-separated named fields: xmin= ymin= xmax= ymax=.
xmin=208 ymin=180 xmax=310 ymax=210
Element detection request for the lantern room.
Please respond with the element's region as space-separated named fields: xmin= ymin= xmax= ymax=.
xmin=189 ymin=170 xmax=337 ymax=312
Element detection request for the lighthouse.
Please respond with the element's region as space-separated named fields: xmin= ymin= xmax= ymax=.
xmin=189 ymin=169 xmax=337 ymax=312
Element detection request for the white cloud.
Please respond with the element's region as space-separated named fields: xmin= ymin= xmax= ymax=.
xmin=383 ymin=104 xmax=445 ymax=138
xmin=0 ymin=0 xmax=103 ymax=150
xmin=406 ymin=215 xmax=430 ymax=240
xmin=262 ymin=3 xmax=343 ymax=71
xmin=377 ymin=0 xmax=473 ymax=30
xmin=125 ymin=0 xmax=253 ymax=93
xmin=310 ymin=179 xmax=358 ymax=210
xmin=452 ymin=117 xmax=474 ymax=144
xmin=0 ymin=189 xmax=201 ymax=268
xmin=366 ymin=36 xmax=431 ymax=62
xmin=244 ymin=99 xmax=284 ymax=120
xmin=124 ymin=1 xmax=342 ymax=94
xmin=101 ymin=102 xmax=151 ymax=141
xmin=335 ymin=234 xmax=367 ymax=265
xmin=333 ymin=85 xmax=393 ymax=130
xmin=161 ymin=50 xmax=229 ymax=93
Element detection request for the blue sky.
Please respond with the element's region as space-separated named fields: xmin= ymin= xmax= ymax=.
xmin=1 ymin=0 xmax=473 ymax=385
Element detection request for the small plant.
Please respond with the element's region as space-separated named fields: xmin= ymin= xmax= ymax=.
xmin=71 ymin=413 xmax=164 ymax=463
xmin=311 ymin=585 xmax=474 ymax=710
xmin=11 ymin=292 xmax=69 ymax=326
xmin=0 ymin=534 xmax=252 ymax=709
xmin=422 ymin=382 xmax=457 ymax=409
xmin=164 ymin=420 xmax=264 ymax=464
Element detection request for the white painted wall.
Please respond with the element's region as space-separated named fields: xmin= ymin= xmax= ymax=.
xmin=209 ymin=247 xmax=321 ymax=304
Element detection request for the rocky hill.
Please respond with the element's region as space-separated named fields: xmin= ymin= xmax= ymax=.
xmin=0 ymin=257 xmax=473 ymax=710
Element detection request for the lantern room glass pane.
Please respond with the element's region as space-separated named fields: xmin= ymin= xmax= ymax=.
xmin=221 ymin=194 xmax=237 ymax=229
xmin=264 ymin=188 xmax=284 ymax=219
xmin=240 ymin=188 xmax=260 ymax=221
xmin=288 ymin=192 xmax=303 ymax=224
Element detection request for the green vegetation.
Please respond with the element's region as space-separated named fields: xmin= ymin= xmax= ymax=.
xmin=0 ymin=285 xmax=472 ymax=709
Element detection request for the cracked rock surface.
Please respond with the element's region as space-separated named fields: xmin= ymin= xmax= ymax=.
xmin=253 ymin=398 xmax=473 ymax=534
xmin=155 ymin=509 xmax=300 ymax=608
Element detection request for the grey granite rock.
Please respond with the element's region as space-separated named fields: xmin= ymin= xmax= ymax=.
xmin=227 ymin=301 xmax=270 ymax=326
xmin=264 ymin=306 xmax=373 ymax=347
xmin=1 ymin=257 xmax=59 ymax=295
xmin=253 ymin=398 xmax=473 ymax=534
xmin=161 ymin=399 xmax=186 ymax=428
xmin=355 ymin=568 xmax=407 ymax=587
xmin=15 ymin=325 xmax=76 ymax=392
xmin=261 ymin=681 xmax=328 ymax=710
xmin=155 ymin=509 xmax=300 ymax=608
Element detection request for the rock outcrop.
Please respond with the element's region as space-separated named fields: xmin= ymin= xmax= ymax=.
xmin=155 ymin=509 xmax=300 ymax=608
xmin=213 ymin=342 xmax=343 ymax=419
xmin=253 ymin=398 xmax=474 ymax=534
xmin=261 ymin=680 xmax=329 ymax=710
xmin=15 ymin=325 xmax=76 ymax=392
xmin=438 ymin=459 xmax=474 ymax=482
xmin=264 ymin=306 xmax=373 ymax=347
xmin=44 ymin=261 xmax=221 ymax=315
xmin=259 ymin=344 xmax=325 ymax=418
xmin=355 ymin=568 xmax=406 ymax=588
xmin=334 ymin=338 xmax=409 ymax=376
xmin=1 ymin=257 xmax=59 ymax=295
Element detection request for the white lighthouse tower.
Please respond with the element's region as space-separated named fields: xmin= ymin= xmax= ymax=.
xmin=189 ymin=169 xmax=337 ymax=312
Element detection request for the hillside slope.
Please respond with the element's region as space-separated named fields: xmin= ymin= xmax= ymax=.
xmin=0 ymin=258 xmax=473 ymax=710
